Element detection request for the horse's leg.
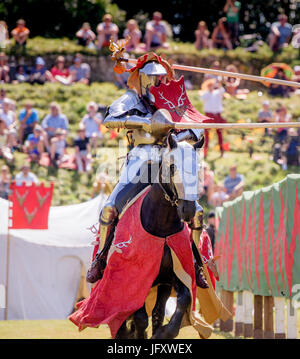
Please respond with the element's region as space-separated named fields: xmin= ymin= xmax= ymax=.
xmin=152 ymin=284 xmax=172 ymax=336
xmin=133 ymin=304 xmax=148 ymax=339
xmin=115 ymin=320 xmax=130 ymax=339
xmin=151 ymin=277 xmax=191 ymax=339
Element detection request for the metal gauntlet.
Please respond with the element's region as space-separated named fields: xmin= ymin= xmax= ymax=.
xmin=103 ymin=114 xmax=152 ymax=132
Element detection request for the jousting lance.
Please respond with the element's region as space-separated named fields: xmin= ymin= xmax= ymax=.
xmin=127 ymin=58 xmax=300 ymax=89
xmin=125 ymin=58 xmax=300 ymax=130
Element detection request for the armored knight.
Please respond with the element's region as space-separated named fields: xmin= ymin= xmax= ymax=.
xmin=86 ymin=52 xmax=208 ymax=288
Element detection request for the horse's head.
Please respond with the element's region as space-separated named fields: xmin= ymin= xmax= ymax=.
xmin=159 ymin=133 xmax=204 ymax=223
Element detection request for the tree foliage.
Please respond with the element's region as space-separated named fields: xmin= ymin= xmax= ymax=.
xmin=114 ymin=0 xmax=299 ymax=42
xmin=0 ymin=0 xmax=125 ymax=38
xmin=0 ymin=0 xmax=299 ymax=42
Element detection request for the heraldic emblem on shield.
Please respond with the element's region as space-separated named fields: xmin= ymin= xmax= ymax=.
xmin=150 ymin=76 xmax=211 ymax=124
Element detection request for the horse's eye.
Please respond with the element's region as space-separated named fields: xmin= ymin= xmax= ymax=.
xmin=170 ymin=164 xmax=176 ymax=176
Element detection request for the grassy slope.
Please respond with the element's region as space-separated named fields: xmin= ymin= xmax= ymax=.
xmin=5 ymin=37 xmax=300 ymax=69
xmin=1 ymin=82 xmax=299 ymax=208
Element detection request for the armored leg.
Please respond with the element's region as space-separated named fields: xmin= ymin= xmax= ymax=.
xmin=190 ymin=202 xmax=209 ymax=289
xmin=86 ymin=204 xmax=118 ymax=283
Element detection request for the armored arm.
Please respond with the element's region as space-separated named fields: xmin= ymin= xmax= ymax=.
xmin=175 ymin=128 xmax=204 ymax=142
xmin=103 ymin=89 xmax=153 ymax=132
xmin=104 ymin=112 xmax=152 ymax=132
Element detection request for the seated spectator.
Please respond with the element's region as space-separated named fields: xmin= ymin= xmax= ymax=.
xmin=96 ymin=14 xmax=119 ymax=50
xmin=0 ymin=98 xmax=17 ymax=148
xmin=268 ymin=68 xmax=291 ymax=97
xmin=123 ymin=19 xmax=145 ymax=53
xmin=0 ymin=165 xmax=11 ymax=199
xmin=223 ymin=165 xmax=244 ymax=200
xmin=208 ymin=182 xmax=229 ymax=207
xmin=273 ymin=105 xmax=291 ymax=144
xmin=24 ymin=124 xmax=45 ymax=162
xmin=0 ymin=52 xmax=10 ymax=83
xmin=69 ymin=53 xmax=91 ymax=85
xmin=0 ymin=88 xmax=10 ymax=109
xmin=224 ymin=64 xmax=249 ymax=98
xmin=145 ymin=11 xmax=170 ymax=51
xmin=268 ymin=14 xmax=292 ymax=52
xmin=49 ymin=56 xmax=72 ymax=85
xmin=15 ymin=163 xmax=39 ymax=186
xmin=74 ymin=125 xmax=92 ymax=173
xmin=223 ymin=0 xmax=241 ymax=48
xmin=281 ymin=128 xmax=300 ymax=169
xmin=18 ymin=100 xmax=39 ymax=143
xmin=92 ymin=171 xmax=112 ymax=197
xmin=0 ymin=119 xmax=14 ymax=163
xmin=41 ymin=102 xmax=68 ymax=148
xmin=49 ymin=128 xmax=67 ymax=168
xmin=211 ymin=17 xmax=232 ymax=50
xmin=258 ymin=100 xmax=273 ymax=136
xmin=14 ymin=64 xmax=30 ymax=83
xmin=11 ymin=19 xmax=30 ymax=48
xmin=80 ymin=101 xmax=103 ymax=156
xmin=194 ymin=21 xmax=211 ymax=50
xmin=0 ymin=21 xmax=9 ymax=48
xmin=0 ymin=98 xmax=17 ymax=130
xmin=76 ymin=22 xmax=96 ymax=49
xmin=28 ymin=57 xmax=52 ymax=85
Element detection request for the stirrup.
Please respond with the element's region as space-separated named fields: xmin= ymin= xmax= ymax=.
xmin=195 ymin=263 xmax=209 ymax=289
xmin=86 ymin=253 xmax=107 ymax=283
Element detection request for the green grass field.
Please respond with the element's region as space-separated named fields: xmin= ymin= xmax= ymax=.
xmin=0 ymin=317 xmax=299 ymax=339
xmin=0 ymin=319 xmax=231 ymax=339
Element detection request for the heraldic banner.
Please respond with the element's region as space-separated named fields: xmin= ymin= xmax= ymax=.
xmin=9 ymin=181 xmax=54 ymax=229
xmin=214 ymin=174 xmax=300 ymax=298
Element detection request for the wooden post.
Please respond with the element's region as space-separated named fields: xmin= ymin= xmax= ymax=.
xmin=264 ymin=296 xmax=274 ymax=339
xmin=253 ymin=295 xmax=263 ymax=339
xmin=274 ymin=297 xmax=286 ymax=339
xmin=235 ymin=291 xmax=244 ymax=337
xmin=243 ymin=291 xmax=253 ymax=337
xmin=287 ymin=299 xmax=297 ymax=339
xmin=220 ymin=289 xmax=234 ymax=332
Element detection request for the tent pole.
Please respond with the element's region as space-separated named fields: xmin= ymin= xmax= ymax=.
xmin=4 ymin=208 xmax=11 ymax=320
xmin=4 ymin=183 xmax=12 ymax=320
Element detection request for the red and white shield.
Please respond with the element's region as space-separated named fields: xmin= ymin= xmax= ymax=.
xmin=150 ymin=76 xmax=210 ymax=124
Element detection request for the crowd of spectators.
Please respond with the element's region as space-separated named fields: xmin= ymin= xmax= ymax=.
xmin=0 ymin=3 xmax=297 ymax=56
xmin=0 ymin=52 xmax=91 ymax=85
xmin=74 ymin=11 xmax=171 ymax=53
xmin=0 ymin=5 xmax=299 ymax=204
xmin=200 ymin=160 xmax=245 ymax=209
xmin=256 ymin=101 xmax=300 ymax=170
xmin=0 ymin=86 xmax=108 ymax=196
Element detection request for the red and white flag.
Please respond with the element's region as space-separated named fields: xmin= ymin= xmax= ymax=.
xmin=9 ymin=181 xmax=54 ymax=229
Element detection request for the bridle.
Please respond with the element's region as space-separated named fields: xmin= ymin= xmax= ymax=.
xmin=158 ymin=181 xmax=179 ymax=207
xmin=157 ymin=160 xmax=179 ymax=207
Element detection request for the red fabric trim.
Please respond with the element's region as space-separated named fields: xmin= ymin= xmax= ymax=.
xmin=69 ymin=188 xmax=196 ymax=338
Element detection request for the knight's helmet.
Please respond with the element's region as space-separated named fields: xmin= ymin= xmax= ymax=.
xmin=139 ymin=61 xmax=168 ymax=101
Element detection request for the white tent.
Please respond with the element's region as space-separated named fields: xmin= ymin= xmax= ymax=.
xmin=0 ymin=194 xmax=107 ymax=320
